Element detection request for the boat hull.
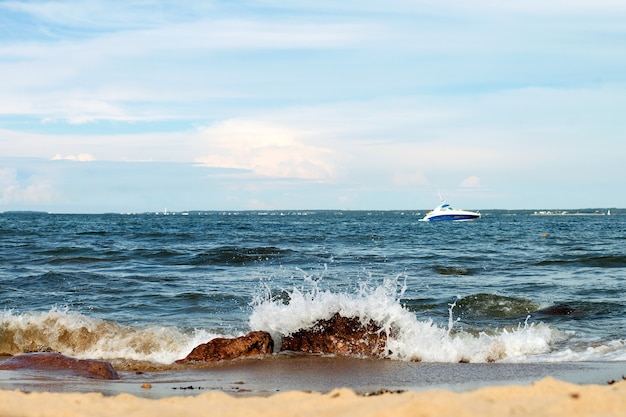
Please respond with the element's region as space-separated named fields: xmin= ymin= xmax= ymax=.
xmin=419 ymin=201 xmax=480 ymax=222
xmin=421 ymin=214 xmax=480 ymax=222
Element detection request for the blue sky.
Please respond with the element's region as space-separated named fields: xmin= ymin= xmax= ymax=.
xmin=1 ymin=1 xmax=625 ymax=213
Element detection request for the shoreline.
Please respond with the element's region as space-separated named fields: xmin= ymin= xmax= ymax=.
xmin=3 ymin=356 xmax=626 ymax=415
xmin=2 ymin=355 xmax=626 ymax=399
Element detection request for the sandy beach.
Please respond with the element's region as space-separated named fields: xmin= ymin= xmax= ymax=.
xmin=2 ymin=356 xmax=626 ymax=416
xmin=3 ymin=355 xmax=626 ymax=397
xmin=1 ymin=377 xmax=625 ymax=417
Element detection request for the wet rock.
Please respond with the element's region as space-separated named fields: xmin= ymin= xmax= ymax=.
xmin=280 ymin=313 xmax=387 ymax=357
xmin=0 ymin=352 xmax=119 ymax=380
xmin=176 ymin=331 xmax=273 ymax=363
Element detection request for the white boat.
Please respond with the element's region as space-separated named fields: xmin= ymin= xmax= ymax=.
xmin=419 ymin=200 xmax=480 ymax=222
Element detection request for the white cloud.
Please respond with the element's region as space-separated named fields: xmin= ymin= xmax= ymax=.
xmin=0 ymin=1 xmax=211 ymax=30
xmin=0 ymin=128 xmax=200 ymax=163
xmin=459 ymin=175 xmax=484 ymax=189
xmin=51 ymin=153 xmax=95 ymax=162
xmin=195 ymin=119 xmax=336 ymax=181
xmin=0 ymin=15 xmax=378 ymax=124
xmin=0 ymin=168 xmax=57 ymax=204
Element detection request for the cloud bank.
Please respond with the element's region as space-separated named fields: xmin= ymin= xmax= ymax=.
xmin=1 ymin=1 xmax=625 ymax=211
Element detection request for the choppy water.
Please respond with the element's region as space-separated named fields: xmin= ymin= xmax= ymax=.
xmin=1 ymin=210 xmax=625 ymax=367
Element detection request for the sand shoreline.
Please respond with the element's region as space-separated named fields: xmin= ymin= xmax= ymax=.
xmin=1 ymin=377 xmax=626 ymax=417
xmin=3 ymin=355 xmax=626 ymax=399
xmin=2 ymin=356 xmax=626 ymax=416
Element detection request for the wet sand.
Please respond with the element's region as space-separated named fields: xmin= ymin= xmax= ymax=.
xmin=2 ymin=354 xmax=626 ymax=399
xmin=2 ymin=355 xmax=626 ymax=416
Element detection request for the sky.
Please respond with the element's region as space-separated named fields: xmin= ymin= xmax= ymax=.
xmin=1 ymin=1 xmax=625 ymax=213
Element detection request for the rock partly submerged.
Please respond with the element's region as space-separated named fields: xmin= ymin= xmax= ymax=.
xmin=280 ymin=313 xmax=387 ymax=357
xmin=0 ymin=352 xmax=120 ymax=380
xmin=175 ymin=331 xmax=274 ymax=363
xmin=177 ymin=314 xmax=388 ymax=363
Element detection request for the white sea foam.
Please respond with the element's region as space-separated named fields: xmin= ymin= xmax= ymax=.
xmin=249 ymin=276 xmax=576 ymax=363
xmin=0 ymin=307 xmax=222 ymax=364
xmin=3 ymin=283 xmax=625 ymax=365
xmin=502 ymin=338 xmax=626 ymax=363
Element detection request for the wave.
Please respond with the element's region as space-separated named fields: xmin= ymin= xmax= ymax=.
xmin=432 ymin=265 xmax=476 ymax=276
xmin=455 ymin=293 xmax=541 ymax=319
xmin=191 ymin=246 xmax=296 ymax=266
xmin=47 ymin=256 xmax=109 ymax=265
xmin=30 ymin=245 xmax=300 ymax=267
xmin=0 ymin=308 xmax=219 ymax=365
xmin=249 ymin=277 xmax=569 ymax=363
xmin=536 ymin=254 xmax=626 ymax=268
xmin=2 ymin=279 xmax=625 ymax=367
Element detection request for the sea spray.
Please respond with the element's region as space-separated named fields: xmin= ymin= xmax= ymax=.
xmin=249 ymin=274 xmax=409 ymax=351
xmin=249 ymin=276 xmax=566 ymax=363
xmin=447 ymin=297 xmax=461 ymax=334
xmin=0 ymin=307 xmax=220 ymax=364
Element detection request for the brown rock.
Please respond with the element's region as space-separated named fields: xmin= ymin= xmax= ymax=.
xmin=280 ymin=313 xmax=387 ymax=357
xmin=176 ymin=331 xmax=274 ymax=363
xmin=0 ymin=352 xmax=119 ymax=380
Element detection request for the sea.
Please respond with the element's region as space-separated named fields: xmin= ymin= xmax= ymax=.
xmin=1 ymin=209 xmax=625 ymax=396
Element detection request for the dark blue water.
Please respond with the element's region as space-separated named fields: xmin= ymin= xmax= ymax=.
xmin=1 ymin=210 xmax=624 ymax=365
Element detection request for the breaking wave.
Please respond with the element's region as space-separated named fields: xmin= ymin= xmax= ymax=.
xmin=0 ymin=307 xmax=219 ymax=365
xmin=2 ymin=277 xmax=625 ymax=366
xmin=249 ymin=276 xmax=568 ymax=363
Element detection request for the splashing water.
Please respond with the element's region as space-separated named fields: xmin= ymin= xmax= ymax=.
xmin=249 ymin=275 xmax=566 ymax=363
xmin=0 ymin=307 xmax=219 ymax=364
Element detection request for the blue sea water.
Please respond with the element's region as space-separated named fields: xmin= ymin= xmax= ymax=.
xmin=1 ymin=210 xmax=625 ymax=367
